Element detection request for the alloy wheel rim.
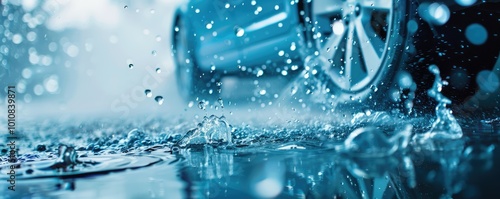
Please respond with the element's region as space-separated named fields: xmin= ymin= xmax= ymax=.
xmin=312 ymin=0 xmax=395 ymax=92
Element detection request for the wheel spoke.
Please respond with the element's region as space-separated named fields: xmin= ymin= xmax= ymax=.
xmin=344 ymin=21 xmax=356 ymax=89
xmin=319 ymin=22 xmax=346 ymax=59
xmin=310 ymin=0 xmax=397 ymax=92
xmin=361 ymin=0 xmax=392 ymax=10
xmin=354 ymin=17 xmax=383 ymax=76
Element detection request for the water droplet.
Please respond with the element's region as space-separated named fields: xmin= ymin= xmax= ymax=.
xmin=145 ymin=89 xmax=152 ymax=97
xmin=198 ymin=101 xmax=206 ymax=110
xmin=218 ymin=98 xmax=224 ymax=108
xmin=476 ymin=70 xmax=499 ymax=92
xmin=278 ymin=50 xmax=285 ymax=56
xmin=155 ymin=96 xmax=164 ymax=105
xmin=332 ymin=21 xmax=345 ymax=35
xmin=150 ymin=9 xmax=155 ymax=14
xmin=206 ymin=23 xmax=213 ymax=29
xmin=455 ymin=0 xmax=476 ymax=6
xmin=291 ymin=86 xmax=298 ymax=95
xmin=419 ymin=3 xmax=450 ymax=25
xmin=259 ymin=89 xmax=267 ymax=95
xmin=156 ymin=68 xmax=161 ymax=73
xmin=465 ymin=23 xmax=487 ymax=45
xmin=407 ymin=20 xmax=418 ymax=34
xmin=257 ymin=69 xmax=264 ymax=77
xmin=128 ymin=64 xmax=134 ymax=69
xmin=124 ymin=5 xmax=128 ymax=9
xmin=151 ymin=50 xmax=157 ymax=56
xmin=235 ymin=27 xmax=245 ymax=37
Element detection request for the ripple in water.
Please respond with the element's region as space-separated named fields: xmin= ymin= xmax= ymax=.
xmin=0 ymin=145 xmax=162 ymax=179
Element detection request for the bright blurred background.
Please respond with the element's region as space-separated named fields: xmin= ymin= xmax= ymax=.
xmin=0 ymin=0 xmax=187 ymax=119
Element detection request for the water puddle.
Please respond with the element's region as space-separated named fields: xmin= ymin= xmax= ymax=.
xmin=0 ymin=145 xmax=163 ymax=180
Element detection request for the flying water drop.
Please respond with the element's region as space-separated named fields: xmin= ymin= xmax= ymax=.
xmin=198 ymin=101 xmax=206 ymax=110
xmin=291 ymin=86 xmax=298 ymax=95
xmin=128 ymin=64 xmax=134 ymax=69
xmin=218 ymin=98 xmax=224 ymax=109
xmin=235 ymin=27 xmax=245 ymax=37
xmin=145 ymin=89 xmax=152 ymax=97
xmin=155 ymin=96 xmax=164 ymax=105
xmin=465 ymin=23 xmax=487 ymax=45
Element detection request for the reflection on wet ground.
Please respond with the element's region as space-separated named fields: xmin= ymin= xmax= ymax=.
xmin=1 ymin=113 xmax=499 ymax=199
xmin=177 ymin=135 xmax=498 ymax=199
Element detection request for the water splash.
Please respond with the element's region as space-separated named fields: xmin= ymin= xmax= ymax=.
xmin=123 ymin=129 xmax=146 ymax=147
xmin=413 ymin=65 xmax=463 ymax=150
xmin=175 ymin=115 xmax=233 ymax=148
xmin=338 ymin=125 xmax=416 ymax=188
xmin=339 ymin=125 xmax=412 ymax=158
xmin=351 ymin=111 xmax=392 ymax=125
xmin=426 ymin=65 xmax=462 ymax=139
xmin=282 ymin=55 xmax=338 ymax=110
xmin=49 ymin=145 xmax=80 ymax=170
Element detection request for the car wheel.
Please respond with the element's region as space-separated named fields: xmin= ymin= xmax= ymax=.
xmin=300 ymin=0 xmax=414 ymax=110
xmin=173 ymin=14 xmax=219 ymax=101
